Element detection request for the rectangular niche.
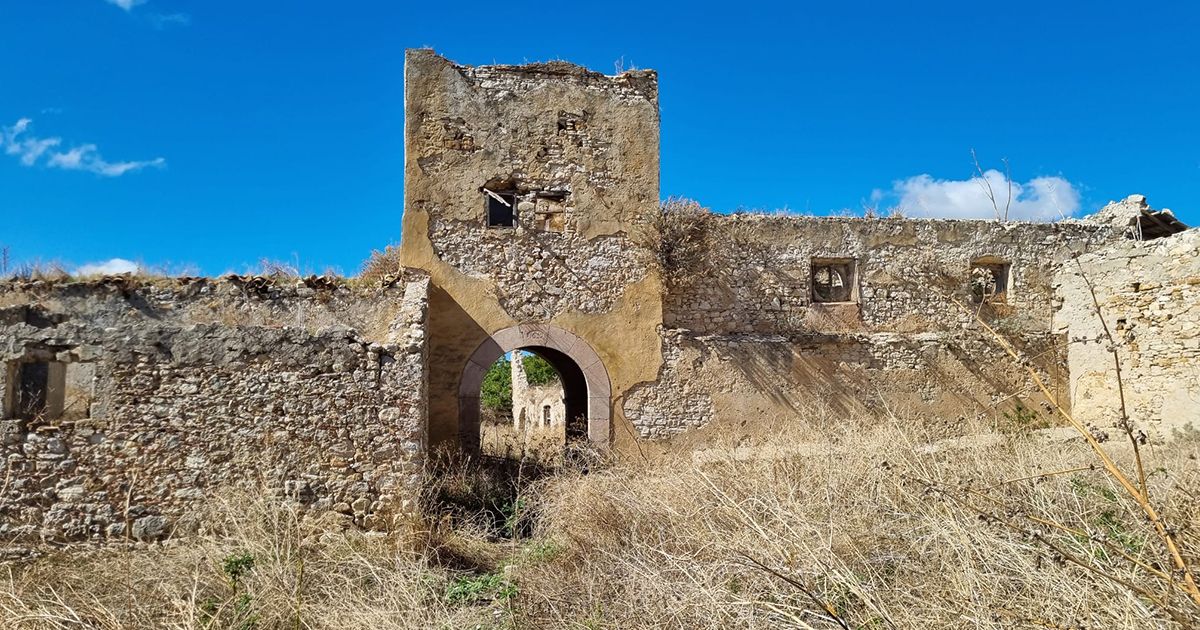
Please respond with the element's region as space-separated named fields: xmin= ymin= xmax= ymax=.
xmin=533 ymin=192 xmax=568 ymax=233
xmin=5 ymin=361 xmax=64 ymax=421
xmin=3 ymin=360 xmax=94 ymax=421
xmin=810 ymin=258 xmax=858 ymax=303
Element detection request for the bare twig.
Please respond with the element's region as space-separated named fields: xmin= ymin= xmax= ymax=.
xmin=739 ymin=552 xmax=852 ymax=630
xmin=971 ymin=149 xmax=1014 ymax=222
xmin=1071 ymin=255 xmax=1147 ymax=496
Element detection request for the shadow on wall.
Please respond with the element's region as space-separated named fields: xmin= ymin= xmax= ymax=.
xmin=706 ymin=336 xmax=863 ymax=418
xmin=426 ymin=285 xmax=490 ymax=447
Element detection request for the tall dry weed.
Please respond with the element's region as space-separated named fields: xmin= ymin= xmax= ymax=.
xmin=512 ymin=413 xmax=1199 ymax=628
xmin=1 ymin=412 xmax=1196 ymax=628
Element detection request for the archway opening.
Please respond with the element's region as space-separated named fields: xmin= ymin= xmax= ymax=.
xmin=458 ymin=325 xmax=612 ymax=456
xmin=477 ymin=347 xmax=588 ymax=463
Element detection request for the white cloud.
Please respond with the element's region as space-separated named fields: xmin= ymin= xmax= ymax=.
xmin=883 ymin=169 xmax=1080 ymax=221
xmin=106 ymin=0 xmax=148 ymax=11
xmin=76 ymin=258 xmax=140 ymax=276
xmin=2 ymin=118 xmax=165 ymax=177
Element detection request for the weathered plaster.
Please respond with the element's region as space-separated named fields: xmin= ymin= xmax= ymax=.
xmin=1056 ymin=228 xmax=1200 ymax=437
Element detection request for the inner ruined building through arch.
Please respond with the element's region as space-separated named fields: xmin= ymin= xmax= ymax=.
xmin=457 ymin=324 xmax=613 ymax=457
xmin=478 ymin=349 xmax=573 ymax=463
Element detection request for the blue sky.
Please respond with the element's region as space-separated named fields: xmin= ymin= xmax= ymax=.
xmin=2 ymin=1 xmax=1197 ymax=276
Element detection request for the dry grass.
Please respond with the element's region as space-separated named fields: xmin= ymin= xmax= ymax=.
xmin=357 ymin=244 xmax=404 ymax=287
xmin=515 ymin=414 xmax=1200 ymax=628
xmin=0 ymin=490 xmax=496 ymax=629
xmin=1 ymin=409 xmax=1197 ymax=629
xmin=481 ymin=422 xmax=566 ymax=466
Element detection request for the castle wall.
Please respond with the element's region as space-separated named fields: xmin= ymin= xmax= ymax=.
xmin=1056 ymin=229 xmax=1200 ymax=438
xmin=0 ymin=275 xmax=428 ymax=546
xmin=625 ymin=321 xmax=1072 ymax=440
xmin=617 ymin=212 xmax=1119 ymax=440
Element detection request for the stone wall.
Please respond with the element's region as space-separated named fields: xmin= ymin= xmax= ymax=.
xmin=1056 ymin=229 xmax=1200 ymax=438
xmin=0 ymin=274 xmax=429 ymax=547
xmin=618 ymin=210 xmax=1121 ymax=440
xmin=623 ymin=328 xmax=1069 ymax=440
xmin=664 ymin=212 xmax=1116 ymax=336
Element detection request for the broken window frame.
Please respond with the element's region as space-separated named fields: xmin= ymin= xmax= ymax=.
xmin=810 ymin=258 xmax=858 ymax=304
xmin=969 ymin=257 xmax=1012 ymax=304
xmin=484 ymin=188 xmax=518 ymax=228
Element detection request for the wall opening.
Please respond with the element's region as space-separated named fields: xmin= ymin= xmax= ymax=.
xmin=484 ymin=189 xmax=517 ymax=227
xmin=5 ymin=359 xmax=94 ymax=422
xmin=459 ymin=325 xmax=612 ymax=456
xmin=533 ymin=191 xmax=568 ymax=233
xmin=811 ymin=258 xmax=857 ymax=303
xmin=7 ymin=361 xmax=65 ymax=421
xmin=970 ymin=257 xmax=1011 ymax=304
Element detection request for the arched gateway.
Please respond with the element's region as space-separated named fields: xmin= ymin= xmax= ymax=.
xmin=458 ymin=324 xmax=612 ymax=451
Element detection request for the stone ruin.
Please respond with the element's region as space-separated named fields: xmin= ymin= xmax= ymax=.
xmin=0 ymin=49 xmax=1195 ymax=547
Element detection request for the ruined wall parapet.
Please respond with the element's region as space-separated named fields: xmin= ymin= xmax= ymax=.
xmin=0 ymin=270 xmax=427 ymax=343
xmin=451 ymin=53 xmax=658 ymax=104
xmin=663 ymin=211 xmax=1119 ymax=336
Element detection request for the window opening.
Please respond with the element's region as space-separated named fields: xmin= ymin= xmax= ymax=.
xmin=811 ymin=259 xmax=857 ymax=303
xmin=533 ymin=192 xmax=567 ymax=233
xmin=970 ymin=259 xmax=1011 ymax=304
xmin=11 ymin=361 xmax=66 ymax=420
xmin=484 ymin=189 xmax=517 ymax=227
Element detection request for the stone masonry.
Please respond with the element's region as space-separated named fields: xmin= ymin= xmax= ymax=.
xmin=1056 ymin=221 xmax=1200 ymax=438
xmin=0 ymin=274 xmax=429 ymax=546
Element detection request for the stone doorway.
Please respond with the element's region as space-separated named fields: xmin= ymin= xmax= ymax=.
xmin=457 ymin=324 xmax=611 ymax=453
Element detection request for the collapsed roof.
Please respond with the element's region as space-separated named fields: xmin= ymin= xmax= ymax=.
xmin=1084 ymin=194 xmax=1189 ymax=240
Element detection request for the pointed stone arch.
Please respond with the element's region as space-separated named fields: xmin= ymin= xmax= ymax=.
xmin=458 ymin=324 xmax=611 ymax=451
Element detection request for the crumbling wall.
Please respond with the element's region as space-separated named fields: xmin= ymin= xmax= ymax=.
xmin=663 ymin=213 xmax=1115 ymax=335
xmin=629 ymin=208 xmax=1121 ymax=439
xmin=1056 ymin=229 xmax=1200 ymax=438
xmin=0 ymin=274 xmax=429 ymax=547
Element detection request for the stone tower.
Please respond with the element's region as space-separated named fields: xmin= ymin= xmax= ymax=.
xmin=399 ymin=49 xmax=665 ymax=450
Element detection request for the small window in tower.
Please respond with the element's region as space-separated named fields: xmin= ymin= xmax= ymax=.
xmin=970 ymin=258 xmax=1012 ymax=304
xmin=542 ymin=405 xmax=551 ymax=427
xmin=810 ymin=259 xmax=857 ymax=303
xmin=484 ymin=189 xmax=517 ymax=228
